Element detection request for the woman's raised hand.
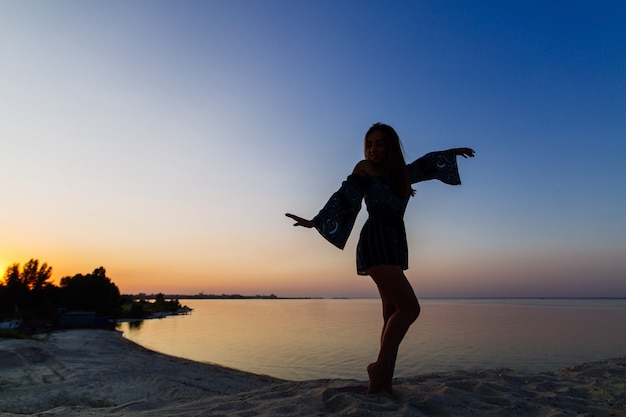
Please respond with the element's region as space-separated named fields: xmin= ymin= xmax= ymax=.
xmin=454 ymin=148 xmax=475 ymax=158
xmin=285 ymin=213 xmax=315 ymax=228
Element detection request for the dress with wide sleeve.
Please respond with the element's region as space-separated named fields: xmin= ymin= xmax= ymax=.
xmin=313 ymin=150 xmax=460 ymax=250
xmin=312 ymin=174 xmax=366 ymax=250
xmin=407 ymin=149 xmax=461 ymax=185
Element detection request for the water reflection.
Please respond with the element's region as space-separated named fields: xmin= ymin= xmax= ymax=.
xmin=127 ymin=320 xmax=144 ymax=330
xmin=118 ymin=299 xmax=626 ymax=381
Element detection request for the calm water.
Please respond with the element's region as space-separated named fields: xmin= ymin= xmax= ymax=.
xmin=118 ymin=298 xmax=626 ymax=381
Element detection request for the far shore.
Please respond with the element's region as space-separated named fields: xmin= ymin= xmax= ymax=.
xmin=127 ymin=294 xmax=626 ymax=300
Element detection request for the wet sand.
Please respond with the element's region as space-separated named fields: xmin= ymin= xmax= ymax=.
xmin=1 ymin=329 xmax=624 ymax=416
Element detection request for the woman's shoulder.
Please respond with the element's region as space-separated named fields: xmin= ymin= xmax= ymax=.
xmin=352 ymin=160 xmax=382 ymax=177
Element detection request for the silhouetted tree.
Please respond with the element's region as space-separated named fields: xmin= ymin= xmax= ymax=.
xmin=60 ymin=267 xmax=120 ymax=315
xmin=1 ymin=260 xmax=55 ymax=316
xmin=1 ymin=260 xmax=53 ymax=291
xmin=155 ymin=293 xmax=166 ymax=309
xmin=0 ymin=264 xmax=24 ymax=315
xmin=2 ymin=264 xmax=22 ymax=288
xmin=21 ymin=259 xmax=53 ymax=291
xmin=1 ymin=260 xmax=127 ymax=321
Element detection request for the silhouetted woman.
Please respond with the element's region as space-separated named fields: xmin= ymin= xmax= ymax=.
xmin=286 ymin=123 xmax=474 ymax=394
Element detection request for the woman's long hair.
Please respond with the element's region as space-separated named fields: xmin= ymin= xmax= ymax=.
xmin=364 ymin=123 xmax=414 ymax=197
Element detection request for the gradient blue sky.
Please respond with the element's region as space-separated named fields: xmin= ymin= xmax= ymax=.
xmin=1 ymin=1 xmax=625 ymax=297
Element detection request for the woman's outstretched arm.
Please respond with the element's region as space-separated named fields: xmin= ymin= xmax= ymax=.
xmin=286 ymin=170 xmax=365 ymax=249
xmin=407 ymin=148 xmax=475 ymax=185
xmin=285 ymin=213 xmax=314 ymax=228
xmin=286 ymin=161 xmax=368 ymax=230
xmin=454 ymin=148 xmax=475 ymax=158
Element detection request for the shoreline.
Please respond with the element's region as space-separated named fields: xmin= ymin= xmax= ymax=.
xmin=1 ymin=329 xmax=624 ymax=416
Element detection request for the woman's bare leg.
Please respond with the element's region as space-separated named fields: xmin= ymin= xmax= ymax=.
xmin=367 ymin=265 xmax=420 ymax=394
xmin=378 ymin=290 xmax=399 ymax=393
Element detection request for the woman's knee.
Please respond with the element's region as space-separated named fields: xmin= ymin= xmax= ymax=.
xmin=405 ymin=299 xmax=420 ymax=323
xmin=369 ymin=266 xmax=419 ymax=319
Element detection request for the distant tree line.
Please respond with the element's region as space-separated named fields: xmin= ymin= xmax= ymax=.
xmin=131 ymin=293 xmax=279 ymax=300
xmin=0 ymin=259 xmax=120 ymax=320
xmin=121 ymin=292 xmax=185 ymax=319
xmin=0 ymin=259 xmax=189 ymax=325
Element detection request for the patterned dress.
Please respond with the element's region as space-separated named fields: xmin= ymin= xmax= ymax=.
xmin=313 ymin=150 xmax=461 ymax=274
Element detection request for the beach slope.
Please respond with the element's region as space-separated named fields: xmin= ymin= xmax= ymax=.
xmin=1 ymin=330 xmax=624 ymax=416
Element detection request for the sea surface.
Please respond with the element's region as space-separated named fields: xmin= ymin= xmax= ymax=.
xmin=118 ymin=298 xmax=626 ymax=381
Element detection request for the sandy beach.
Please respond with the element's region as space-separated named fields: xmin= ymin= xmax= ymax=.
xmin=0 ymin=330 xmax=624 ymax=416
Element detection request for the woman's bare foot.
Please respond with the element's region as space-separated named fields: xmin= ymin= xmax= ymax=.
xmin=367 ymin=362 xmax=396 ymax=396
xmin=367 ymin=362 xmax=386 ymax=394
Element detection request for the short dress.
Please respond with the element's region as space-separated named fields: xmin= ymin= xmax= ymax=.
xmin=313 ymin=150 xmax=461 ymax=275
xmin=356 ymin=175 xmax=410 ymax=274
